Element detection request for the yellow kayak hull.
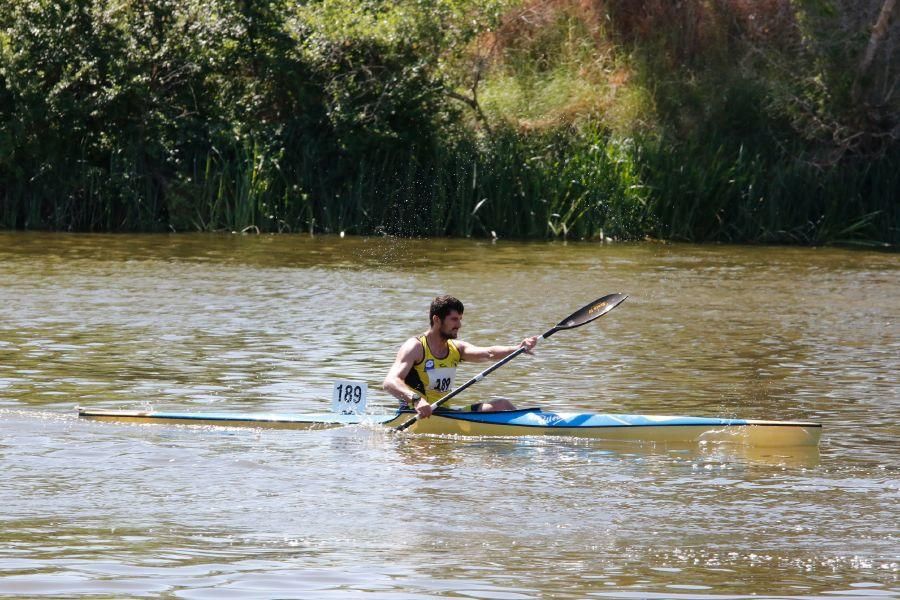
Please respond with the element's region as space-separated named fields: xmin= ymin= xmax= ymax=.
xmin=399 ymin=414 xmax=821 ymax=447
xmin=77 ymin=408 xmax=821 ymax=447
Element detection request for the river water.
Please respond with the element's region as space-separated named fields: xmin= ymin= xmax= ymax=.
xmin=0 ymin=232 xmax=897 ymax=599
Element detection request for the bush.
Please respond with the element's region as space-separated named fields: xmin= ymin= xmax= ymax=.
xmin=1 ymin=0 xmax=896 ymax=244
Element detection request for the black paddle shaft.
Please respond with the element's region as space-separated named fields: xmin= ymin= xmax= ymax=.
xmin=395 ymin=293 xmax=627 ymax=432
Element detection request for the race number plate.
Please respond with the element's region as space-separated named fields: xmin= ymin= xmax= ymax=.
xmin=331 ymin=381 xmax=368 ymax=414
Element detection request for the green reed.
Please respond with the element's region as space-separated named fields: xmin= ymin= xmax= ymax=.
xmin=3 ymin=0 xmax=895 ymax=245
xmin=638 ymin=135 xmax=899 ymax=245
xmin=5 ymin=125 xmax=895 ymax=246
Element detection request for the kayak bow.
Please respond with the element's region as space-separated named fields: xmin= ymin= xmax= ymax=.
xmin=77 ymin=407 xmax=821 ymax=447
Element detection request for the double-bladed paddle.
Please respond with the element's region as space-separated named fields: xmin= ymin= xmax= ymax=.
xmin=395 ymin=293 xmax=628 ymax=432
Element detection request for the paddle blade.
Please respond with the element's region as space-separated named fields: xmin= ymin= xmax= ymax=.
xmin=553 ymin=293 xmax=627 ymax=331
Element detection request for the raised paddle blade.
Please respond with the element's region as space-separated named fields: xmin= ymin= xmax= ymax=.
xmin=547 ymin=293 xmax=627 ymax=337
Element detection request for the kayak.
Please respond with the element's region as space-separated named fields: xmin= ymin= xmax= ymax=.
xmin=77 ymin=407 xmax=822 ymax=447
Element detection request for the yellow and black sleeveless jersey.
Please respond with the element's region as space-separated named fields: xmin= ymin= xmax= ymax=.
xmin=404 ymin=336 xmax=461 ymax=405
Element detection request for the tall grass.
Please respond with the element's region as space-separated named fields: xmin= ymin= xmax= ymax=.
xmin=639 ymin=135 xmax=900 ymax=245
xmin=3 ymin=121 xmax=896 ymax=245
xmin=1 ymin=0 xmax=896 ymax=245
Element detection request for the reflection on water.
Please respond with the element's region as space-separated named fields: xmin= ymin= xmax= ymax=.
xmin=0 ymin=232 xmax=898 ymax=598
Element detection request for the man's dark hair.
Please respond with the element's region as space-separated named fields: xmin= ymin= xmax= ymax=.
xmin=430 ymin=295 xmax=464 ymax=323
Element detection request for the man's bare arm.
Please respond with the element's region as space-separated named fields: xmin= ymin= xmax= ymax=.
xmin=456 ymin=337 xmax=537 ymax=363
xmin=382 ymin=338 xmax=424 ymax=405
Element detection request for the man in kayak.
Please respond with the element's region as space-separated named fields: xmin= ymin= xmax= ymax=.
xmin=383 ymin=295 xmax=538 ymax=418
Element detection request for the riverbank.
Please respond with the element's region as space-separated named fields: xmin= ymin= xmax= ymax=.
xmin=1 ymin=1 xmax=897 ymax=245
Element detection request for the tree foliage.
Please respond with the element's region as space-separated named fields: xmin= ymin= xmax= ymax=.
xmin=0 ymin=0 xmax=896 ymax=243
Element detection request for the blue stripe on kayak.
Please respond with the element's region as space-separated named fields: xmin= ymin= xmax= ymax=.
xmin=145 ymin=409 xmax=749 ymax=428
xmin=433 ymin=410 xmax=750 ymax=428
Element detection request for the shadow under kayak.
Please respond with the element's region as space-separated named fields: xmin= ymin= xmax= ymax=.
xmin=77 ymin=407 xmax=821 ymax=447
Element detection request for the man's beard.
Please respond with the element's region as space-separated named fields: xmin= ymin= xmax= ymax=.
xmin=439 ymin=325 xmax=458 ymax=340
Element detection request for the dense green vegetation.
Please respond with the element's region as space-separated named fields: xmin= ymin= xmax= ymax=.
xmin=1 ymin=0 xmax=897 ymax=244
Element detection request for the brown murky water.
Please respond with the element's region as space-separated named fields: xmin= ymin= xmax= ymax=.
xmin=1 ymin=232 xmax=897 ymax=598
